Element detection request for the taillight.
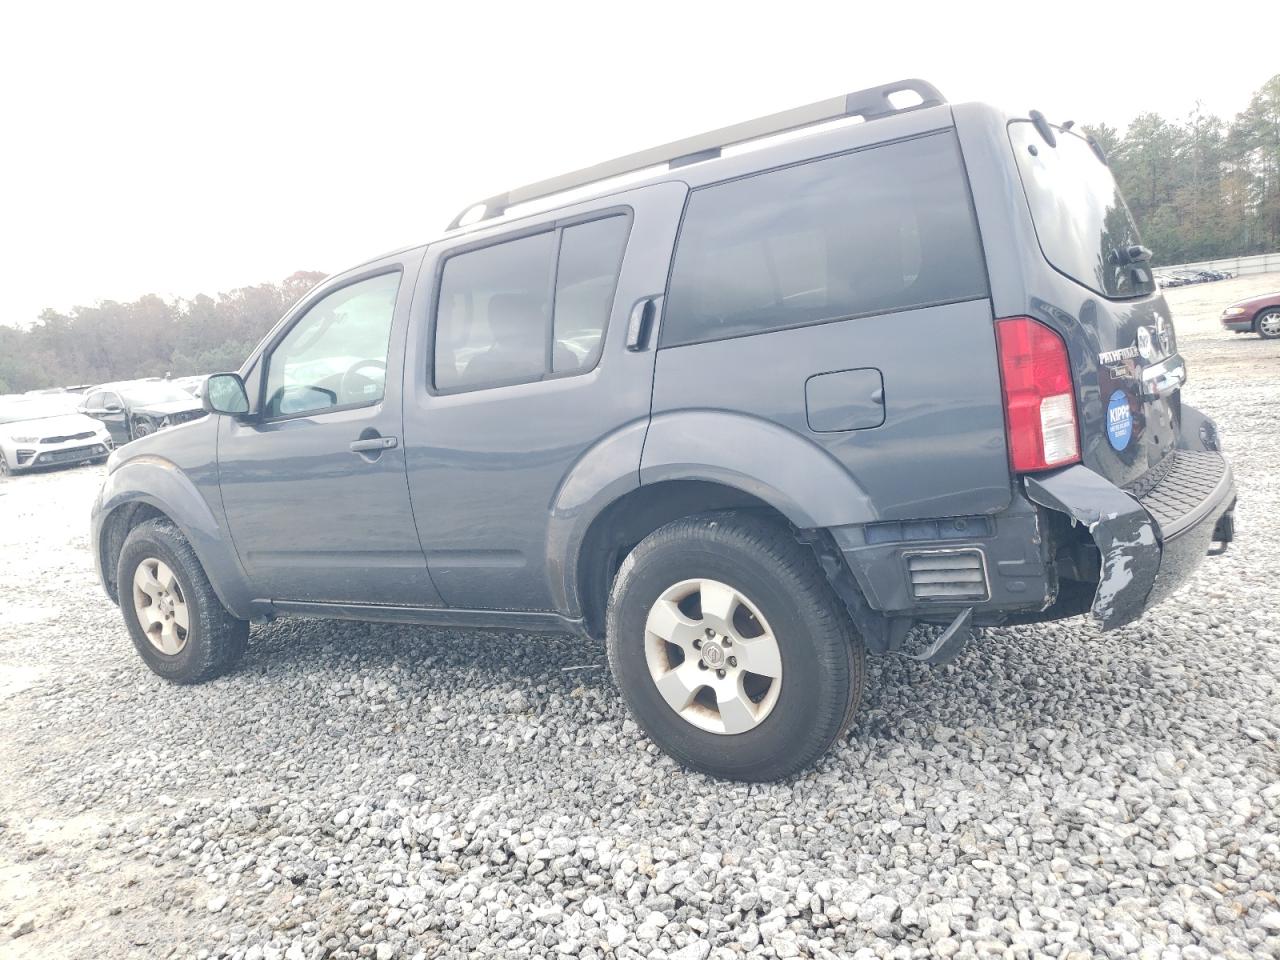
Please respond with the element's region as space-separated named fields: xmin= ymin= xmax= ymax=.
xmin=995 ymin=317 xmax=1080 ymax=472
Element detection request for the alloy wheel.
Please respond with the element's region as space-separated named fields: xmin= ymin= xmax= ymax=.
xmin=132 ymin=558 xmax=190 ymax=655
xmin=643 ymin=578 xmax=783 ymax=735
xmin=1259 ymin=310 xmax=1280 ymax=338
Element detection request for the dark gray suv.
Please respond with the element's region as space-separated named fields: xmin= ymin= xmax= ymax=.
xmin=92 ymin=80 xmax=1237 ymax=781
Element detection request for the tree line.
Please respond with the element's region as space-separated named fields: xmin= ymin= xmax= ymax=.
xmin=2 ymin=75 xmax=1277 ymax=394
xmin=1085 ymin=73 xmax=1279 ymax=265
xmin=0 ymin=271 xmax=326 ymax=394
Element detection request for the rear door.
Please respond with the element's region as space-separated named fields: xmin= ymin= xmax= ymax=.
xmin=651 ymin=130 xmax=1010 ymax=521
xmin=403 ymin=182 xmax=686 ymax=610
xmin=1005 ymin=120 xmax=1179 ymax=489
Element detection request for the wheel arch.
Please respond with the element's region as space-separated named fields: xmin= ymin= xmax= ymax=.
xmin=94 ymin=459 xmax=254 ymax=618
xmin=571 ymin=479 xmax=800 ymax=640
xmin=553 ymin=410 xmax=879 ymax=639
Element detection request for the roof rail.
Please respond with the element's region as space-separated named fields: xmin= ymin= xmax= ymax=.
xmin=446 ymin=78 xmax=946 ymax=231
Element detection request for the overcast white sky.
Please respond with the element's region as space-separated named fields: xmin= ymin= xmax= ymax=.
xmin=1 ymin=0 xmax=1274 ymax=328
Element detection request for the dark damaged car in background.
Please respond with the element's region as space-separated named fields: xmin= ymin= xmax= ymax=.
xmin=79 ymin=380 xmax=205 ymax=446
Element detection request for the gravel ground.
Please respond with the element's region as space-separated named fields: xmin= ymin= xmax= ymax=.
xmin=1 ymin=292 xmax=1278 ymax=960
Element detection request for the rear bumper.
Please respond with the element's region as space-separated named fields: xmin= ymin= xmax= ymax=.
xmin=1025 ymin=405 xmax=1235 ymax=630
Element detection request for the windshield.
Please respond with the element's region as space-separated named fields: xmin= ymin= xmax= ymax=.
xmin=0 ymin=396 xmax=79 ymax=424
xmin=1009 ymin=122 xmax=1155 ymax=300
xmin=120 ymin=383 xmax=196 ymax=404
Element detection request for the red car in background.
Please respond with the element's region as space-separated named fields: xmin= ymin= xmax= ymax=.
xmin=1222 ymin=291 xmax=1280 ymax=339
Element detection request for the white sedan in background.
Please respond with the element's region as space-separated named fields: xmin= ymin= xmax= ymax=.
xmin=0 ymin=396 xmax=113 ymax=477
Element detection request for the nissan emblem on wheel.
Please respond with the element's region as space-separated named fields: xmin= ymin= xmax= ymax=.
xmin=90 ymin=79 xmax=1237 ymax=781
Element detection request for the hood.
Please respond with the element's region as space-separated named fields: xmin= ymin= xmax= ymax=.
xmin=132 ymin=398 xmax=203 ymax=416
xmin=0 ymin=412 xmax=106 ymax=441
xmin=1226 ymin=291 xmax=1280 ymax=311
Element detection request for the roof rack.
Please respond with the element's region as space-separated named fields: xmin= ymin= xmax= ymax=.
xmin=446 ymin=78 xmax=946 ymax=231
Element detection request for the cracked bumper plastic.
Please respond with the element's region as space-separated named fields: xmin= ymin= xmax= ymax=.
xmin=1024 ymin=405 xmax=1236 ymax=631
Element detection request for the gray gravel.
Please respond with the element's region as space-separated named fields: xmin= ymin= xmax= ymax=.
xmin=1 ymin=328 xmax=1278 ymax=960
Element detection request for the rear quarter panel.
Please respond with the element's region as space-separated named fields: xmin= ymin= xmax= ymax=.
xmin=647 ymin=299 xmax=1011 ymax=522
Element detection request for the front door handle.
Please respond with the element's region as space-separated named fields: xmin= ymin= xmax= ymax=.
xmin=350 ymin=435 xmax=398 ymax=453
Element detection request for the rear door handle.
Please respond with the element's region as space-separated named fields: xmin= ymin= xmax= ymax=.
xmin=350 ymin=436 xmax=398 ymax=453
xmin=626 ymin=295 xmax=664 ymax=351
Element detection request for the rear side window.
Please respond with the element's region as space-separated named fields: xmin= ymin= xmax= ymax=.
xmin=434 ymin=215 xmax=630 ymax=392
xmin=1009 ymin=122 xmax=1154 ymax=300
xmin=661 ymin=131 xmax=988 ymax=348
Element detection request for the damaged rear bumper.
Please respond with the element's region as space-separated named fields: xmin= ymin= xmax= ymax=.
xmin=1025 ymin=406 xmax=1236 ymax=631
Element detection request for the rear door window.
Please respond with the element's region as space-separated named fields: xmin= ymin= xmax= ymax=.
xmin=552 ymin=217 xmax=630 ymax=373
xmin=433 ymin=214 xmax=630 ymax=392
xmin=1009 ymin=122 xmax=1154 ymax=300
xmin=435 ymin=232 xmax=555 ymax=392
xmin=661 ymin=130 xmax=988 ymax=347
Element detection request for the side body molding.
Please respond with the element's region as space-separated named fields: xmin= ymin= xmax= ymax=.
xmin=93 ymin=455 xmax=256 ymax=619
xmin=639 ymin=410 xmax=877 ymax=529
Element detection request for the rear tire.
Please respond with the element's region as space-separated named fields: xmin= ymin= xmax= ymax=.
xmin=118 ymin=518 xmax=248 ymax=683
xmin=1256 ymin=309 xmax=1280 ymax=339
xmin=606 ymin=512 xmax=864 ymax=781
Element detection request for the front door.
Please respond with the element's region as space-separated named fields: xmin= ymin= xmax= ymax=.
xmin=403 ymin=182 xmax=687 ymax=611
xmin=217 ymin=253 xmax=442 ymax=607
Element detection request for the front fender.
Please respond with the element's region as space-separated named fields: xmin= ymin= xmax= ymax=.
xmin=93 ymin=455 xmax=255 ymax=619
xmin=639 ymin=410 xmax=877 ymax=529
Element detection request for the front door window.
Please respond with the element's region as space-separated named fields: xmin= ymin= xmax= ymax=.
xmin=264 ymin=272 xmax=401 ymax=418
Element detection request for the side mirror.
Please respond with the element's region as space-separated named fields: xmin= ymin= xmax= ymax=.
xmin=203 ymin=373 xmax=251 ymax=416
xmin=104 ymin=402 xmax=124 ymax=414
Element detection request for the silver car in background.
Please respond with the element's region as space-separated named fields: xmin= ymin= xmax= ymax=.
xmin=0 ymin=395 xmax=113 ymax=477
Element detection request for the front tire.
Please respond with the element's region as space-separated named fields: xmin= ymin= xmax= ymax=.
xmin=1257 ymin=309 xmax=1280 ymax=339
xmin=118 ymin=518 xmax=248 ymax=683
xmin=606 ymin=512 xmax=864 ymax=781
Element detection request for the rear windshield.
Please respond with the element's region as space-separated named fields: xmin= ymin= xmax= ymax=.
xmin=1009 ymin=122 xmax=1154 ymax=300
